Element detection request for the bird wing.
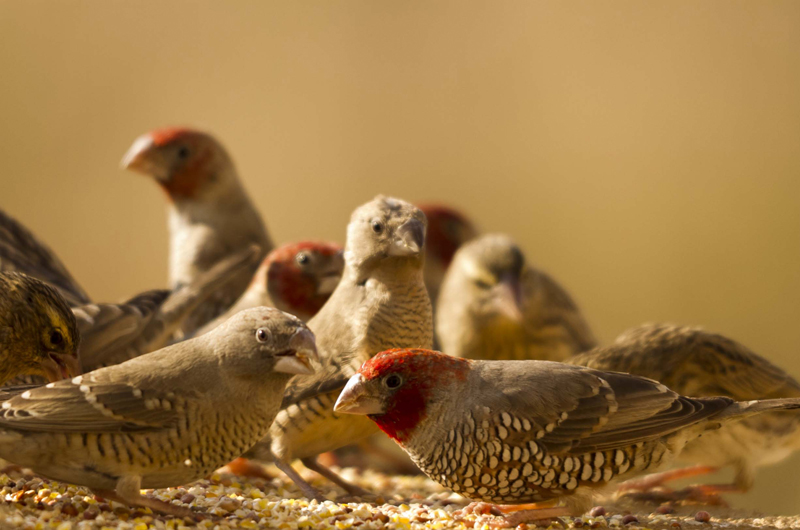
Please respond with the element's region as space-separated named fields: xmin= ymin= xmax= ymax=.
xmin=0 ymin=370 xmax=191 ymax=433
xmin=0 ymin=209 xmax=91 ymax=306
xmin=73 ymin=290 xmax=170 ymax=371
xmin=525 ymin=269 xmax=597 ymax=352
xmin=571 ymin=324 xmax=800 ymax=401
xmin=474 ymin=361 xmax=731 ymax=455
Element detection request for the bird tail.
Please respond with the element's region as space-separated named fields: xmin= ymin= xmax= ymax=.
xmin=715 ymin=398 xmax=800 ymax=422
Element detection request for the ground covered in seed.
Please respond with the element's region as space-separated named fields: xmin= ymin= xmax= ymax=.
xmin=0 ymin=465 xmax=796 ymax=530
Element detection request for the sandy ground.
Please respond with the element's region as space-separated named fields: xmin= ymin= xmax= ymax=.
xmin=0 ymin=464 xmax=796 ymax=530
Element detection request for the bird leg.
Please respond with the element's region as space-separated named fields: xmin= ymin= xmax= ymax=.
xmin=301 ymin=456 xmax=373 ymax=499
xmin=617 ymin=465 xmax=737 ymax=506
xmin=95 ymin=476 xmax=196 ymax=518
xmin=457 ymin=500 xmax=570 ymax=528
xmin=273 ymin=458 xmax=326 ymax=502
xmin=617 ymin=465 xmax=718 ymax=493
xmin=221 ymin=458 xmax=274 ymax=480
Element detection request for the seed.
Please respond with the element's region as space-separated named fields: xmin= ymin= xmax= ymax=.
xmin=622 ymin=515 xmax=638 ymax=525
xmin=695 ymin=511 xmax=711 ymax=523
xmin=589 ymin=506 xmax=606 ymax=517
xmin=656 ymin=505 xmax=674 ymax=514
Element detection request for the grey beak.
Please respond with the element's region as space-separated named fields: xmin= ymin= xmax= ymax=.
xmin=334 ymin=374 xmax=386 ymax=415
xmin=389 ymin=219 xmax=425 ymax=256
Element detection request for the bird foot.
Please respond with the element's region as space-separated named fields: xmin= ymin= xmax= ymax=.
xmin=93 ymin=489 xmax=203 ymax=518
xmin=273 ymin=458 xmax=327 ymax=502
xmin=301 ymin=456 xmax=374 ymax=499
xmin=622 ymin=484 xmax=736 ymax=507
xmin=617 ymin=465 xmax=718 ymax=493
xmin=455 ymin=502 xmax=568 ymax=528
xmin=220 ymin=458 xmax=274 ymax=481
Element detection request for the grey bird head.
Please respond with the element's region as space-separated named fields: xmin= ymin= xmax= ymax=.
xmin=121 ymin=127 xmax=239 ymax=203
xmin=344 ymin=195 xmax=427 ymax=270
xmin=443 ymin=234 xmax=526 ymax=323
xmin=210 ymin=307 xmax=319 ymax=380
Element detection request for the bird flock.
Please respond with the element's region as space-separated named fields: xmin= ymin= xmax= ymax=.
xmin=0 ymin=126 xmax=798 ymax=527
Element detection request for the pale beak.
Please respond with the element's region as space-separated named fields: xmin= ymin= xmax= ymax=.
xmin=274 ymin=328 xmax=319 ymax=375
xmin=334 ymin=374 xmax=386 ymax=415
xmin=491 ymin=277 xmax=524 ymax=322
xmin=40 ymin=352 xmax=82 ymax=383
xmin=316 ymin=273 xmax=341 ymax=296
xmin=121 ymin=134 xmax=161 ymax=177
xmin=389 ymin=219 xmax=425 ymax=257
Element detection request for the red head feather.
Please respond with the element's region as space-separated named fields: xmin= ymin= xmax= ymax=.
xmin=358 ymin=349 xmax=471 ymax=442
xmin=417 ymin=204 xmax=477 ymax=267
xmin=264 ymin=241 xmax=343 ymax=319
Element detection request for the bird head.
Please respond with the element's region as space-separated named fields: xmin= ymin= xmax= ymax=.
xmin=444 ymin=234 xmax=527 ymax=323
xmin=334 ymin=348 xmax=471 ymax=442
xmin=1 ymin=273 xmax=82 ymax=383
xmin=121 ymin=127 xmax=238 ymax=203
xmin=345 ymin=196 xmax=427 ymax=270
xmin=211 ymin=307 xmax=319 ymax=381
xmin=262 ymin=241 xmax=344 ymax=321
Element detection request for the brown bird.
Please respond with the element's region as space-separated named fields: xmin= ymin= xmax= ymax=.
xmin=242 ymin=196 xmax=433 ymax=500
xmin=0 ymin=206 xmax=262 ymax=378
xmin=0 ymin=272 xmax=81 ymax=385
xmin=0 ymin=307 xmax=317 ymax=516
xmin=437 ymin=233 xmax=596 ymax=362
xmin=75 ymin=245 xmax=261 ymax=371
xmin=569 ymin=323 xmax=800 ymax=499
xmin=122 ymin=127 xmax=272 ymax=335
xmin=335 ymin=348 xmax=800 ymax=527
xmin=199 ymin=241 xmax=344 ymax=334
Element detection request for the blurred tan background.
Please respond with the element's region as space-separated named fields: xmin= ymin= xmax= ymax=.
xmin=2 ymin=0 xmax=799 ymax=514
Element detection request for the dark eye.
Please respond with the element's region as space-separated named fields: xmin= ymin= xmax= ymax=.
xmin=475 ymin=279 xmax=493 ymax=290
xmin=256 ymin=328 xmax=271 ymax=343
xmin=177 ymin=146 xmax=191 ymax=159
xmin=384 ymin=374 xmax=403 ymax=389
xmin=50 ymin=330 xmax=63 ymax=346
xmin=371 ymin=220 xmax=384 ymax=233
xmin=295 ymin=252 xmax=309 ymax=266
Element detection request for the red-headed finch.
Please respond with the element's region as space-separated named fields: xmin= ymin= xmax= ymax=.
xmin=570 ymin=323 xmax=800 ymax=499
xmin=242 ymin=196 xmax=433 ymax=500
xmin=199 ymin=241 xmax=344 ymax=334
xmin=335 ymin=349 xmax=800 ymax=526
xmin=0 ymin=307 xmax=317 ymax=516
xmin=437 ymin=233 xmax=596 ymax=362
xmin=122 ymin=127 xmax=272 ymax=335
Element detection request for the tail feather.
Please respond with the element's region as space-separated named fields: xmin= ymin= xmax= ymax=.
xmin=715 ymin=398 xmax=800 ymax=422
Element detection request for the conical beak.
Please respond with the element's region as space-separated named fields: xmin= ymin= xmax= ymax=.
xmin=491 ymin=277 xmax=524 ymax=322
xmin=334 ymin=374 xmax=386 ymax=415
xmin=40 ymin=352 xmax=82 ymax=383
xmin=389 ymin=219 xmax=425 ymax=257
xmin=274 ymin=328 xmax=319 ymax=375
xmin=317 ymin=250 xmax=345 ymax=295
xmin=121 ymin=134 xmax=160 ymax=176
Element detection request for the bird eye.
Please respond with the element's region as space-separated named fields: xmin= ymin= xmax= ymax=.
xmin=474 ymin=279 xmax=493 ymax=289
xmin=255 ymin=328 xmax=272 ymax=343
xmin=383 ymin=374 xmax=403 ymax=389
xmin=295 ymin=252 xmax=310 ymax=266
xmin=50 ymin=330 xmax=63 ymax=346
xmin=371 ymin=220 xmax=384 ymax=234
xmin=177 ymin=146 xmax=191 ymax=159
